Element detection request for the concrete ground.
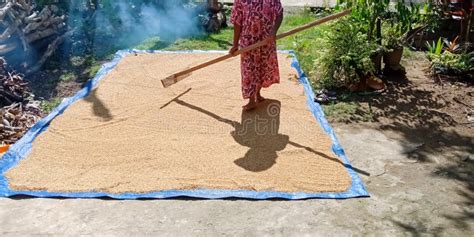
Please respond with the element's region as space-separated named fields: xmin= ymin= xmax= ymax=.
xmin=0 ymin=123 xmax=472 ymax=236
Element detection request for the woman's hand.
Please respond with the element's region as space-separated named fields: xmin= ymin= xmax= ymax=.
xmin=231 ymin=24 xmax=242 ymax=56
xmin=229 ymin=45 xmax=239 ymax=55
xmin=267 ymin=26 xmax=279 ymax=44
xmin=266 ymin=35 xmax=276 ymax=43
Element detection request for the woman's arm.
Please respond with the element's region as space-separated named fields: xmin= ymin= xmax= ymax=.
xmin=272 ymin=11 xmax=284 ymax=36
xmin=230 ymin=24 xmax=242 ymax=55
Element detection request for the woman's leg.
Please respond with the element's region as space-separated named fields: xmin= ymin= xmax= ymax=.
xmin=243 ymin=97 xmax=257 ymax=111
xmin=243 ymin=85 xmax=259 ymax=111
xmin=243 ymin=88 xmax=265 ymax=111
xmin=256 ymin=86 xmax=265 ymax=103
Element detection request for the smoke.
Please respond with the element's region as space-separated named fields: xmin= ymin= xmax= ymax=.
xmin=67 ymin=1 xmax=201 ymax=57
xmin=111 ymin=1 xmax=199 ymax=43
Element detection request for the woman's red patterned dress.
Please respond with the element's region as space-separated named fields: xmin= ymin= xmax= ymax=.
xmin=230 ymin=0 xmax=283 ymax=99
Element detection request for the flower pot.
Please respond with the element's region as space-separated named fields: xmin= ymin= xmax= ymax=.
xmin=367 ymin=75 xmax=386 ymax=90
xmin=347 ymin=76 xmax=369 ymax=92
xmin=405 ymin=26 xmax=426 ymax=50
xmin=383 ymin=47 xmax=404 ymax=70
xmin=371 ymin=52 xmax=383 ymax=74
xmin=412 ymin=33 xmax=424 ymax=49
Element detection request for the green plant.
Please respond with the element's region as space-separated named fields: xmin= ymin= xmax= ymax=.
xmin=425 ymin=34 xmax=473 ymax=77
xmin=88 ymin=64 xmax=102 ymax=78
xmin=41 ymin=98 xmax=62 ymax=113
xmin=384 ymin=23 xmax=404 ymax=51
xmin=443 ymin=36 xmax=461 ymax=53
xmin=430 ymin=51 xmax=474 ymax=75
xmin=316 ymin=19 xmax=377 ymax=88
xmin=280 ymin=12 xmax=329 ymax=77
xmin=395 ymin=0 xmax=422 ymax=34
xmin=426 ymin=37 xmax=443 ymax=60
xmin=420 ymin=0 xmax=450 ymax=33
xmin=337 ymin=0 xmax=390 ymax=41
xmin=59 ymin=72 xmax=77 ymax=82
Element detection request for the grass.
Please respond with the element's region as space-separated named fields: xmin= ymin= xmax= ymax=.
xmin=135 ymin=27 xmax=234 ymax=51
xmin=277 ymin=9 xmax=329 ymax=50
xmin=41 ymin=98 xmax=62 ymax=113
xmin=323 ymin=102 xmax=360 ymax=119
xmin=134 ymin=8 xmax=328 ymax=54
xmin=88 ymin=63 xmax=102 ymax=78
xmin=59 ymin=72 xmax=76 ymax=82
xmin=322 ymin=97 xmax=376 ymax=123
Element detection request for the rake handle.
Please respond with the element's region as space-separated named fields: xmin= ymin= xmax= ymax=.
xmin=162 ymin=9 xmax=351 ymax=87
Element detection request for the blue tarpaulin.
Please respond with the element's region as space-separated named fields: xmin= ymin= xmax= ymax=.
xmin=0 ymin=50 xmax=369 ymax=200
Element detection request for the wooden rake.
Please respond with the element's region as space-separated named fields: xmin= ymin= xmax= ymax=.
xmin=161 ymin=9 xmax=351 ymax=88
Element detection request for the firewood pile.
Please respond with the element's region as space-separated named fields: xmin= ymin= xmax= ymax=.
xmin=1 ymin=57 xmax=41 ymax=144
xmin=0 ymin=0 xmax=67 ymax=73
xmin=0 ymin=102 xmax=41 ymax=144
xmin=0 ymin=57 xmax=31 ymax=106
xmin=200 ymin=0 xmax=227 ymax=33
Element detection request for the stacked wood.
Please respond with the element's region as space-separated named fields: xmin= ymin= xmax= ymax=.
xmin=201 ymin=0 xmax=227 ymax=33
xmin=0 ymin=57 xmax=31 ymax=106
xmin=1 ymin=57 xmax=40 ymax=144
xmin=0 ymin=0 xmax=67 ymax=73
xmin=0 ymin=102 xmax=41 ymax=144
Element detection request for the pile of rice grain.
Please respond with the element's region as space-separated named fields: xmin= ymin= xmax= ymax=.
xmin=6 ymin=53 xmax=352 ymax=194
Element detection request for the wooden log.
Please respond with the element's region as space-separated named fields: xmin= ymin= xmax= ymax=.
xmin=24 ymin=15 xmax=64 ymax=34
xmin=26 ymin=26 xmax=59 ymax=43
xmin=0 ymin=24 xmax=18 ymax=40
xmin=0 ymin=88 xmax=24 ymax=103
xmin=0 ymin=1 xmax=67 ymax=71
xmin=15 ymin=0 xmax=34 ymax=13
xmin=25 ymin=10 xmax=39 ymax=21
xmin=0 ymin=2 xmax=14 ymax=21
xmin=0 ymin=42 xmax=17 ymax=54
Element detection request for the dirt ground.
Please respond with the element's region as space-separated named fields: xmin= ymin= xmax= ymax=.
xmin=0 ymin=52 xmax=472 ymax=235
xmin=326 ymin=51 xmax=473 ymax=163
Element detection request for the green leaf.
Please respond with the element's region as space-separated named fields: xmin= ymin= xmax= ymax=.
xmin=435 ymin=37 xmax=443 ymax=56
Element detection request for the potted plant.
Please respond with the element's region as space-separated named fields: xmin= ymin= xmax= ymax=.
xmin=427 ymin=38 xmax=474 ymax=79
xmin=317 ymin=19 xmax=385 ymax=92
xmin=383 ymin=24 xmax=404 ymax=72
xmin=370 ymin=46 xmax=384 ymax=75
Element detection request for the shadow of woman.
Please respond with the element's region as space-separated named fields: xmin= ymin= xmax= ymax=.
xmin=174 ymin=97 xmax=370 ymax=175
xmin=231 ymin=100 xmax=289 ymax=172
xmin=84 ymin=88 xmax=113 ymax=121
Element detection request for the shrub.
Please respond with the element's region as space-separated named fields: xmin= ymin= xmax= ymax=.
xmin=426 ymin=37 xmax=473 ymax=77
xmin=430 ymin=51 xmax=474 ymax=76
xmin=315 ymin=18 xmax=377 ymax=88
xmin=383 ymin=23 xmax=403 ymax=51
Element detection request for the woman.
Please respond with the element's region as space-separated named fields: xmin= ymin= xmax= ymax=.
xmin=229 ymin=0 xmax=284 ymax=111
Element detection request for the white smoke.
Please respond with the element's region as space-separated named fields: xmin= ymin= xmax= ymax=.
xmin=66 ymin=1 xmax=201 ymax=57
xmin=95 ymin=1 xmax=199 ymax=45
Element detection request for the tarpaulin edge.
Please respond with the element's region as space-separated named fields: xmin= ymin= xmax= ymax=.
xmin=0 ymin=49 xmax=369 ymax=200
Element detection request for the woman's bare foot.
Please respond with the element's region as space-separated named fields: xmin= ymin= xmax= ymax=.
xmin=243 ymin=98 xmax=258 ymax=111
